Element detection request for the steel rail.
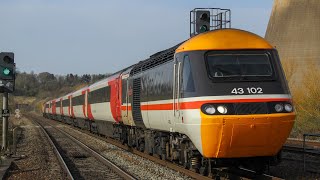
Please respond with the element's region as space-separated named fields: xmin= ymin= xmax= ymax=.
xmin=39 ymin=117 xmax=214 ymax=180
xmin=61 ymin=127 xmax=214 ymax=180
xmin=282 ymin=145 xmax=320 ymax=156
xmin=237 ymin=167 xmax=284 ymax=180
xmin=30 ymin=114 xmax=136 ymax=180
xmin=54 ymin=125 xmax=136 ymax=180
xmin=31 ymin=118 xmax=74 ymax=180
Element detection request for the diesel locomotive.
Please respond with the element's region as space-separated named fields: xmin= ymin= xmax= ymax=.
xmin=43 ymin=28 xmax=295 ymax=174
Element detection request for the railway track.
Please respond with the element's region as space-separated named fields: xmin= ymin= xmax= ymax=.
xmin=283 ymin=138 xmax=320 ymax=174
xmin=286 ymin=138 xmax=320 ymax=148
xmin=283 ymin=138 xmax=320 ymax=158
xmin=283 ymin=145 xmax=320 ymax=156
xmin=27 ymin=114 xmax=282 ymax=180
xmin=30 ymin=114 xmax=135 ymax=180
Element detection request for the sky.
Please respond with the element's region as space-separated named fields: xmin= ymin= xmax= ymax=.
xmin=0 ymin=0 xmax=274 ymax=75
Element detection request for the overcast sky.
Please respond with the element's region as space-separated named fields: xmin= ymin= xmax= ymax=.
xmin=0 ymin=0 xmax=273 ymax=75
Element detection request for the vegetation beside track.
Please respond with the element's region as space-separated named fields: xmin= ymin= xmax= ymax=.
xmin=282 ymin=60 xmax=320 ymax=138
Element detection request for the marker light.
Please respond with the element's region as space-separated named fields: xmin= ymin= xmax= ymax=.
xmin=274 ymin=104 xmax=284 ymax=112
xmin=204 ymin=105 xmax=216 ymax=115
xmin=217 ymin=106 xmax=228 ymax=114
xmin=284 ymin=104 xmax=293 ymax=112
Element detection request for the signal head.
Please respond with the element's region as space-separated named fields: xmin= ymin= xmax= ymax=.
xmin=195 ymin=10 xmax=210 ymax=34
xmin=0 ymin=52 xmax=15 ymax=80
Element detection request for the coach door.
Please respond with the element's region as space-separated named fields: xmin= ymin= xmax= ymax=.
xmin=121 ymin=76 xmax=128 ymax=122
xmin=173 ymin=56 xmax=182 ymax=131
xmin=121 ymin=72 xmax=135 ymax=126
xmin=82 ymin=90 xmax=87 ymax=119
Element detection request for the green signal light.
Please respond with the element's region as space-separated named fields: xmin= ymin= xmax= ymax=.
xmin=3 ymin=68 xmax=11 ymax=75
xmin=200 ymin=25 xmax=208 ymax=33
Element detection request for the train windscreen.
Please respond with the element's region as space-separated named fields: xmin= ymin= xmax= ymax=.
xmin=206 ymin=52 xmax=274 ymax=81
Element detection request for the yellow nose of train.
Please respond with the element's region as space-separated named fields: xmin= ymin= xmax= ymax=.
xmin=200 ymin=112 xmax=295 ymax=158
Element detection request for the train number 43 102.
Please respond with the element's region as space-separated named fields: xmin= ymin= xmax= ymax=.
xmin=231 ymin=87 xmax=263 ymax=94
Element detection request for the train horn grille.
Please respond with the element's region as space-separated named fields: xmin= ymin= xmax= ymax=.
xmin=234 ymin=102 xmax=268 ymax=115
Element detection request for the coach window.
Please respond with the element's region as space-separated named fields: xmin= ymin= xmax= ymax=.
xmin=182 ymin=55 xmax=195 ymax=93
xmin=72 ymin=97 xmax=78 ymax=106
xmin=73 ymin=95 xmax=84 ymax=106
xmin=79 ymin=95 xmax=85 ymax=105
xmin=62 ymin=99 xmax=69 ymax=107
xmin=89 ymin=86 xmax=110 ymax=104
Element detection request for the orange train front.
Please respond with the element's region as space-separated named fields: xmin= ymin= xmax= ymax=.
xmin=173 ymin=29 xmax=295 ymax=159
xmin=43 ymin=29 xmax=295 ymax=173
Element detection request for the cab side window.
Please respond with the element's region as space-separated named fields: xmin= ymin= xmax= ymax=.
xmin=182 ymin=56 xmax=195 ymax=93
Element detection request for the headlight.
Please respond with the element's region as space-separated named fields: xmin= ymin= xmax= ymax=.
xmin=204 ymin=105 xmax=216 ymax=115
xmin=217 ymin=106 xmax=228 ymax=114
xmin=284 ymin=104 xmax=293 ymax=112
xmin=274 ymin=104 xmax=284 ymax=112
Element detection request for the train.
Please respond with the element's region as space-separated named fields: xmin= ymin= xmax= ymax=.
xmin=43 ymin=28 xmax=295 ymax=174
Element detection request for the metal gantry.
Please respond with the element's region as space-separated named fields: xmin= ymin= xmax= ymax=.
xmin=190 ymin=8 xmax=231 ymax=37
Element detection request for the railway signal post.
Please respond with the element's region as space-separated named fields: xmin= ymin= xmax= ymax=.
xmin=0 ymin=52 xmax=16 ymax=151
